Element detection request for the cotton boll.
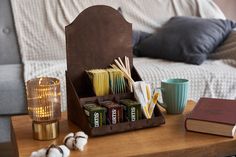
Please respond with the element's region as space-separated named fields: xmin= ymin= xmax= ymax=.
xmin=30 ymin=152 xmax=38 ymax=157
xmin=59 ymin=145 xmax=70 ymax=157
xmin=46 ymin=145 xmax=70 ymax=157
xmin=63 ymin=132 xmax=74 ymax=141
xmin=30 ymin=148 xmax=47 ymax=157
xmin=46 ymin=147 xmax=63 ymax=157
xmin=63 ymin=131 xmax=88 ymax=151
xmin=74 ymin=138 xmax=87 ymax=151
xmin=63 ymin=133 xmax=74 ymax=144
xmin=75 ymin=131 xmax=88 ymax=140
xmin=30 ymin=144 xmax=70 ymax=157
xmin=36 ymin=148 xmax=47 ymax=157
xmin=74 ymin=131 xmax=88 ymax=151
xmin=63 ymin=132 xmax=75 ymax=149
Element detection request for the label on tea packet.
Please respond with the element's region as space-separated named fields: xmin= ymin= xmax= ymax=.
xmin=120 ymin=99 xmax=141 ymax=121
xmin=100 ymin=101 xmax=123 ymax=125
xmin=83 ymin=103 xmax=107 ymax=127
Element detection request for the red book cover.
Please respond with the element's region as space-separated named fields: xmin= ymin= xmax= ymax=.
xmin=186 ymin=97 xmax=236 ymax=125
xmin=185 ymin=97 xmax=236 ymax=137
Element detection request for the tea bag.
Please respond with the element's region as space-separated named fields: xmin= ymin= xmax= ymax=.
xmin=86 ymin=69 xmax=109 ymax=96
xmin=107 ymin=68 xmax=126 ymax=94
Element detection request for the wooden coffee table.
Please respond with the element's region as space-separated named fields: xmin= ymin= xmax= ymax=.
xmin=12 ymin=100 xmax=236 ymax=157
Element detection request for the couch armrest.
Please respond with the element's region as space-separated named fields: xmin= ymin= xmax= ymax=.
xmin=0 ymin=116 xmax=19 ymax=157
xmin=0 ymin=64 xmax=27 ymax=115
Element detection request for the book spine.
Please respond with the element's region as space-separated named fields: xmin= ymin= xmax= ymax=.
xmin=184 ymin=114 xmax=190 ymax=131
xmin=184 ymin=118 xmax=189 ymax=131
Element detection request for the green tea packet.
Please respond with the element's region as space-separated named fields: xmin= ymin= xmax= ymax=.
xmin=83 ymin=103 xmax=107 ymax=127
xmin=120 ymin=99 xmax=142 ymax=121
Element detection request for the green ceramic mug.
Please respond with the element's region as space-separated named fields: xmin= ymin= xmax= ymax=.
xmin=158 ymin=78 xmax=189 ymax=114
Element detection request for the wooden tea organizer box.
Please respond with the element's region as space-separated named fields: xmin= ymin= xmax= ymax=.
xmin=65 ymin=5 xmax=165 ymax=136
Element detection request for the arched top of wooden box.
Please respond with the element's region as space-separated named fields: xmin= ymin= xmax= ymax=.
xmin=67 ymin=5 xmax=131 ymax=27
xmin=65 ymin=5 xmax=133 ymax=97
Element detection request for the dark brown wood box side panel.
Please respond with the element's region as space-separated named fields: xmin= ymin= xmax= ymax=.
xmin=66 ymin=72 xmax=91 ymax=135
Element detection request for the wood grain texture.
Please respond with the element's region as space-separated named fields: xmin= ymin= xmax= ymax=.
xmin=12 ymin=100 xmax=236 ymax=157
xmin=65 ymin=5 xmax=133 ymax=97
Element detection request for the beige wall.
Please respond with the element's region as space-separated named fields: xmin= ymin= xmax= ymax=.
xmin=214 ymin=0 xmax=236 ymax=21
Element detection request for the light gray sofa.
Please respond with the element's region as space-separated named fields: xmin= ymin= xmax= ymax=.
xmin=0 ymin=0 xmax=27 ymax=156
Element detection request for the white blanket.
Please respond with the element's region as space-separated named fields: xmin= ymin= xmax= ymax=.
xmin=11 ymin=0 xmax=226 ymax=111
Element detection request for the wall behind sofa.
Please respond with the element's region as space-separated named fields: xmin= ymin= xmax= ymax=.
xmin=214 ymin=0 xmax=236 ymax=21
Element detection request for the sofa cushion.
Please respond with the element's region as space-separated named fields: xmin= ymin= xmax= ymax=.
xmin=209 ymin=30 xmax=236 ymax=60
xmin=0 ymin=64 xmax=27 ymax=115
xmin=134 ymin=16 xmax=236 ymax=65
xmin=0 ymin=0 xmax=21 ymax=65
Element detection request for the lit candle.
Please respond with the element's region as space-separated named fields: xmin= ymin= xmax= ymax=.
xmin=26 ymin=77 xmax=61 ymax=140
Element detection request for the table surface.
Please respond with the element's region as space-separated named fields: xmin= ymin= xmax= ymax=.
xmin=12 ymin=100 xmax=236 ymax=157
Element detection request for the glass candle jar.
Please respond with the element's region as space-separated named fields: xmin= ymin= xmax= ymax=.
xmin=26 ymin=77 xmax=61 ymax=140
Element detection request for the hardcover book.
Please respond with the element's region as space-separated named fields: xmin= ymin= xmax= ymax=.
xmin=185 ymin=97 xmax=236 ymax=137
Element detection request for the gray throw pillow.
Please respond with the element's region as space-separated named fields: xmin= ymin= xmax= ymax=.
xmin=134 ymin=16 xmax=236 ymax=65
xmin=132 ymin=30 xmax=151 ymax=47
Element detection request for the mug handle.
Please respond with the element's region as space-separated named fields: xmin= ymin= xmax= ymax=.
xmin=156 ymin=87 xmax=167 ymax=109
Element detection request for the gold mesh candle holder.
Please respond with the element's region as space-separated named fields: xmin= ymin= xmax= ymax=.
xmin=26 ymin=77 xmax=61 ymax=140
